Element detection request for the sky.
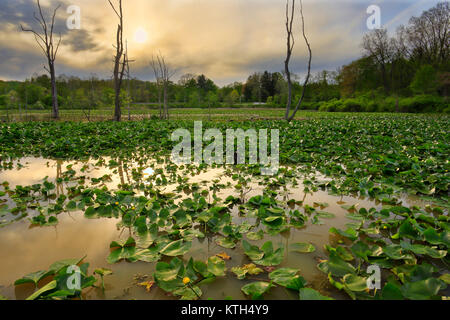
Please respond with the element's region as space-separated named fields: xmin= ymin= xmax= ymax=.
xmin=0 ymin=0 xmax=442 ymax=86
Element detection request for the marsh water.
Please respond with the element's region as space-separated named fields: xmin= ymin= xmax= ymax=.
xmin=0 ymin=157 xmax=439 ymax=300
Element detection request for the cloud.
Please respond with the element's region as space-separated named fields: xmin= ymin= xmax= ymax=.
xmin=63 ymin=29 xmax=99 ymax=52
xmin=0 ymin=0 xmax=440 ymax=85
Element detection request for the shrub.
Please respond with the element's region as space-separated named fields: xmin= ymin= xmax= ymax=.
xmin=43 ymin=95 xmax=64 ymax=108
xmin=379 ymin=97 xmax=397 ymax=112
xmin=343 ymin=99 xmax=363 ymax=112
xmin=0 ymin=95 xmax=6 ymax=107
xmin=410 ymin=65 xmax=438 ymax=95
xmin=398 ymin=95 xmax=444 ymax=113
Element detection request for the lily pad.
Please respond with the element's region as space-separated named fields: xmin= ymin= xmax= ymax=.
xmin=269 ymin=268 xmax=306 ymax=291
xmin=242 ymin=241 xmax=284 ymax=267
xmin=342 ymin=274 xmax=367 ymax=292
xmin=241 ymin=281 xmax=273 ymax=300
xmin=215 ymin=237 xmax=237 ymax=249
xmin=299 ymin=288 xmax=334 ymax=300
xmin=290 ymin=242 xmax=316 ymax=253
xmin=26 ymin=280 xmax=57 ymax=300
xmin=159 ymin=240 xmax=192 ymax=257
xmin=207 ymin=256 xmax=226 ymax=277
xmin=231 ymin=264 xmax=264 ymax=280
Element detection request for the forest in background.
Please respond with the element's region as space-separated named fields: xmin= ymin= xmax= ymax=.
xmin=0 ymin=2 xmax=448 ymax=114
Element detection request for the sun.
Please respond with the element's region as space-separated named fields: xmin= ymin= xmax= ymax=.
xmin=134 ymin=27 xmax=148 ymax=44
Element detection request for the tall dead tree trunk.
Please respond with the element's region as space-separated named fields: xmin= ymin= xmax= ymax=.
xmin=150 ymin=53 xmax=175 ymax=120
xmin=108 ymin=0 xmax=127 ymax=122
xmin=124 ymin=41 xmax=135 ymax=121
xmin=284 ymin=0 xmax=312 ymax=122
xmin=150 ymin=57 xmax=163 ymax=119
xmin=21 ymin=0 xmax=61 ymax=120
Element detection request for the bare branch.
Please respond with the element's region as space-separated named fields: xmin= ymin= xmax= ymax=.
xmin=288 ymin=0 xmax=312 ymax=122
xmin=284 ymin=0 xmax=312 ymax=122
xmin=108 ymin=0 xmax=121 ymax=19
xmin=20 ymin=0 xmax=61 ymax=119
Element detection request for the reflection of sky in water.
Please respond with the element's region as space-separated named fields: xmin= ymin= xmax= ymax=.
xmin=0 ymin=157 xmax=442 ymax=300
xmin=143 ymin=168 xmax=154 ymax=176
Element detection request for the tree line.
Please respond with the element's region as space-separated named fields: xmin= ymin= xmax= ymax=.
xmin=1 ymin=1 xmax=448 ymax=117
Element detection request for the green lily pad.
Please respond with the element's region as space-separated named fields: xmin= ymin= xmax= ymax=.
xmin=159 ymin=240 xmax=192 ymax=257
xmin=398 ymin=219 xmax=420 ymax=240
xmin=241 ymin=282 xmax=273 ymax=300
xmin=246 ymin=230 xmax=264 ymax=241
xmin=14 ymin=270 xmax=52 ymax=287
xmin=299 ymin=288 xmax=334 ymax=300
xmin=290 ymin=242 xmax=316 ymax=253
xmin=324 ymin=252 xmax=356 ymax=277
xmin=94 ymin=268 xmax=113 ymax=277
xmin=400 ymin=241 xmax=447 ymax=259
xmin=330 ymin=227 xmax=359 ymax=241
xmin=207 ymin=256 xmax=226 ymax=277
xmin=269 ymin=268 xmax=306 ymax=291
xmin=215 ymin=237 xmax=237 ymax=249
xmin=26 ymin=280 xmax=57 ymax=300
xmin=231 ymin=264 xmax=264 ymax=280
xmin=173 ymin=285 xmax=202 ymax=300
xmin=342 ymin=274 xmax=367 ymax=292
xmin=401 ymin=278 xmax=447 ymax=300
xmin=381 ymin=282 xmax=404 ymax=300
xmin=439 ymin=274 xmax=450 ymax=285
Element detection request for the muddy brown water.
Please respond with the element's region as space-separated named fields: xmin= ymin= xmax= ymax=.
xmin=0 ymin=157 xmax=438 ymax=300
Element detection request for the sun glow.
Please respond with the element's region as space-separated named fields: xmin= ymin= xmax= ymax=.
xmin=134 ymin=27 xmax=148 ymax=44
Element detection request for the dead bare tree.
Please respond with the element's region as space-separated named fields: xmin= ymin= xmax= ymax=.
xmin=20 ymin=0 xmax=61 ymax=120
xmin=150 ymin=58 xmax=163 ymax=119
xmin=108 ymin=0 xmax=128 ymax=122
xmin=150 ymin=53 xmax=176 ymax=120
xmin=124 ymin=41 xmax=135 ymax=121
xmin=284 ymin=0 xmax=312 ymax=122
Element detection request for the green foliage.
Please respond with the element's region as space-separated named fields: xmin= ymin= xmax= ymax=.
xmin=410 ymin=65 xmax=439 ymax=95
xmin=14 ymin=257 xmax=96 ymax=300
xmin=241 ymin=281 xmax=273 ymax=300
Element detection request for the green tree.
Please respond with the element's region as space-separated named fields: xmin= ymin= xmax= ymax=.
xmin=226 ymin=89 xmax=240 ymax=105
xmin=188 ymin=91 xmax=201 ymax=107
xmin=410 ymin=65 xmax=438 ymax=94
xmin=206 ymin=91 xmax=219 ymax=120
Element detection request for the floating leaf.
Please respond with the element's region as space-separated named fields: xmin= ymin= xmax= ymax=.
xmin=342 ymin=274 xmax=367 ymax=292
xmin=138 ymin=281 xmax=155 ymax=292
xmin=242 ymin=241 xmax=284 ymax=267
xmin=330 ymin=227 xmax=359 ymax=241
xmin=94 ymin=268 xmax=113 ymax=277
xmin=381 ymin=282 xmax=404 ymax=300
xmin=299 ymin=288 xmax=334 ymax=300
xmin=26 ymin=280 xmax=57 ymax=300
xmin=159 ymin=240 xmax=192 ymax=257
xmin=400 ymin=241 xmax=447 ymax=259
xmin=241 ymin=282 xmax=273 ymax=300
xmin=290 ymin=242 xmax=316 ymax=253
xmin=246 ymin=230 xmax=264 ymax=241
xmin=216 ymin=252 xmax=231 ymax=261
xmin=325 ymin=252 xmax=356 ymax=277
xmin=269 ymin=268 xmax=306 ymax=291
xmin=173 ymin=285 xmax=202 ymax=300
xmin=401 ymin=278 xmax=447 ymax=300
xmin=215 ymin=237 xmax=237 ymax=249
xmin=14 ymin=270 xmax=52 ymax=287
xmin=231 ymin=264 xmax=264 ymax=280
xmin=207 ymin=256 xmax=226 ymax=277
